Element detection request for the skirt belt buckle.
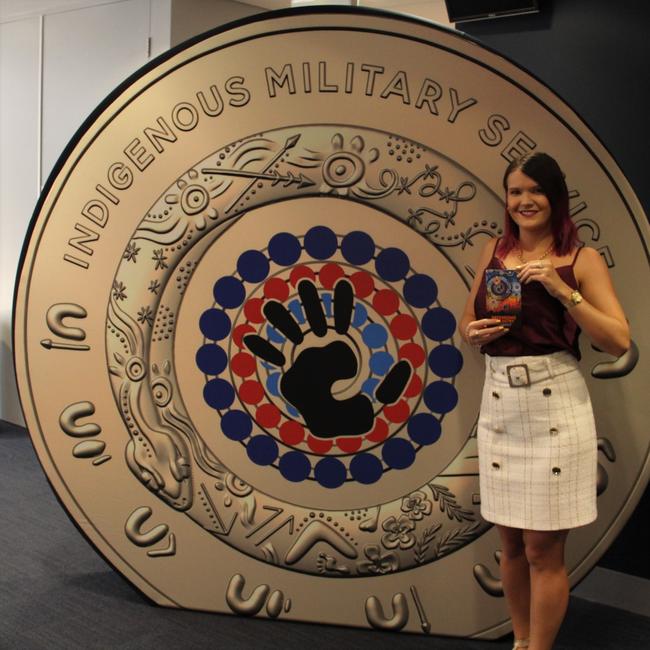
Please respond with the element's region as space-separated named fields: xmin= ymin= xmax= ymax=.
xmin=506 ymin=363 xmax=531 ymax=388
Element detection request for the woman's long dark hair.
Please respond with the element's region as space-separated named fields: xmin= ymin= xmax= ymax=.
xmin=497 ymin=152 xmax=579 ymax=257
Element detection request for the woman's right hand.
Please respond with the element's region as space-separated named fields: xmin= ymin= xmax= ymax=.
xmin=464 ymin=318 xmax=508 ymax=347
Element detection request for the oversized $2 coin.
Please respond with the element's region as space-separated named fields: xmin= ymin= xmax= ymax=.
xmin=14 ymin=7 xmax=649 ymax=638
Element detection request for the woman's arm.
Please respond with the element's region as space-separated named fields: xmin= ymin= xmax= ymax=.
xmin=518 ymin=247 xmax=630 ymax=356
xmin=459 ymin=239 xmax=506 ymax=347
xmin=565 ymin=247 xmax=630 ymax=356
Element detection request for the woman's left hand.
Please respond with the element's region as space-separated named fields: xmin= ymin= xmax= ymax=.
xmin=517 ymin=260 xmax=569 ymax=300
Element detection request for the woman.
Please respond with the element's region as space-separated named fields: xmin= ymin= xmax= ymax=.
xmin=460 ymin=152 xmax=629 ymax=650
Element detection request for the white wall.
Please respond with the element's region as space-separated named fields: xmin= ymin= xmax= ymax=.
xmin=0 ymin=0 xmax=172 ymax=425
xmin=0 ymin=15 xmax=41 ymax=423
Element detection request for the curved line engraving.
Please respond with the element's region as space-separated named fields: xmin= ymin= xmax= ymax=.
xmin=473 ymin=563 xmax=504 ymax=597
xmin=46 ymin=303 xmax=87 ymax=340
xmin=598 ymin=437 xmax=616 ymax=463
xmin=265 ymin=590 xmax=285 ymax=618
xmin=365 ymin=593 xmax=409 ymax=631
xmin=72 ymin=440 xmax=106 ymax=458
xmin=125 ymin=506 xmax=169 ymax=547
xmin=591 ymin=340 xmax=639 ymax=379
xmin=597 ymin=437 xmax=616 ymax=496
xmin=59 ymin=401 xmax=101 ymax=438
xmin=225 ymin=574 xmax=270 ymax=615
xmin=147 ymin=533 xmax=177 ymax=558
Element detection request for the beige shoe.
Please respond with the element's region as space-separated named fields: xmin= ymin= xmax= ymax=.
xmin=513 ymin=640 xmax=529 ymax=649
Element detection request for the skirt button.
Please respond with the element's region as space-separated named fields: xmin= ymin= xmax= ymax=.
xmin=549 ymin=427 xmax=559 ymax=436
xmin=492 ymin=462 xmax=500 ymax=470
xmin=543 ymin=388 xmax=552 ymax=396
xmin=552 ymin=467 xmax=561 ymax=476
xmin=492 ymin=391 xmax=500 ymax=399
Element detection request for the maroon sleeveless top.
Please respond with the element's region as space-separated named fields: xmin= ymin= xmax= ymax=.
xmin=474 ymin=246 xmax=582 ymax=359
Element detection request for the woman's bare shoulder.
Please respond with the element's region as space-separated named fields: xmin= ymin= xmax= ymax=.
xmin=575 ymin=246 xmax=605 ymax=268
xmin=477 ymin=237 xmax=500 ymax=263
xmin=576 ymin=246 xmax=602 ymax=260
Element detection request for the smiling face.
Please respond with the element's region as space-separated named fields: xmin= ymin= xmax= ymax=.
xmin=505 ymin=168 xmax=552 ymax=237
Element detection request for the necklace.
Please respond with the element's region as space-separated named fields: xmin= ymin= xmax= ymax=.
xmin=517 ymin=242 xmax=554 ymax=264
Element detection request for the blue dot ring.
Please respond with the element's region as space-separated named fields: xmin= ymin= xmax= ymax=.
xmin=314 ymin=457 xmax=347 ymax=489
xmin=268 ymin=232 xmax=301 ymax=266
xmin=428 ymin=344 xmax=464 ymax=378
xmin=237 ymin=249 xmax=270 ymax=283
xmin=199 ymin=308 xmax=231 ymax=341
xmin=213 ymin=276 xmax=245 ymax=309
xmin=375 ymin=247 xmax=410 ymax=281
xmin=221 ymin=410 xmax=253 ymax=441
xmin=341 ymin=230 xmax=375 ymax=265
xmin=304 ymin=225 xmax=337 ymax=259
xmin=279 ymin=451 xmax=312 ymax=482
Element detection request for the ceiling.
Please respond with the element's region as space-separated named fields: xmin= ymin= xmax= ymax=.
xmin=237 ymin=0 xmax=453 ymax=25
xmin=0 ymin=0 xmax=453 ymax=26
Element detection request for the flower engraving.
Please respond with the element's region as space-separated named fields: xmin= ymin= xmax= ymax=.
xmin=152 ymin=248 xmax=168 ymax=270
xmin=112 ymin=280 xmax=127 ymax=301
xmin=381 ymin=514 xmax=416 ymax=550
xmin=123 ymin=241 xmax=140 ymax=262
xmin=137 ymin=305 xmax=154 ymax=327
xmin=401 ymin=490 xmax=432 ymax=521
xmin=357 ymin=544 xmax=399 ymax=575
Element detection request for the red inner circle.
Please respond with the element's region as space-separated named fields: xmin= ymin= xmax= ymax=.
xmin=232 ymin=323 xmax=255 ymax=348
xmin=239 ymin=380 xmax=265 ymax=404
xmin=256 ymin=403 xmax=282 ymax=428
xmin=398 ymin=342 xmax=425 ymax=368
xmin=280 ymin=420 xmax=305 ymax=445
xmin=264 ymin=277 xmax=290 ymax=302
xmin=404 ymin=373 xmax=424 ymax=398
xmin=231 ymin=351 xmax=256 ymax=377
xmin=319 ymin=263 xmax=346 ymax=289
xmin=390 ymin=314 xmax=418 ymax=340
xmin=365 ymin=417 xmax=389 ymax=442
xmin=290 ymin=265 xmax=316 ymax=287
xmin=350 ymin=271 xmax=374 ymax=298
xmin=373 ymin=289 xmax=400 ymax=315
xmin=307 ymin=435 xmax=333 ymax=454
xmin=244 ymin=298 xmax=264 ymax=323
xmin=383 ymin=399 xmax=411 ymax=423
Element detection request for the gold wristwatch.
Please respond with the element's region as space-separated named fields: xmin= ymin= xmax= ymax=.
xmin=567 ymin=289 xmax=583 ymax=308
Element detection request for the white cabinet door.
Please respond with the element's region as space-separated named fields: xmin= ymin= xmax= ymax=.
xmin=0 ymin=16 xmax=41 ymax=423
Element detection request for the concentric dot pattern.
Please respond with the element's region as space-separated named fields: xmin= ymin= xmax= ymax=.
xmin=197 ymin=226 xmax=462 ymax=488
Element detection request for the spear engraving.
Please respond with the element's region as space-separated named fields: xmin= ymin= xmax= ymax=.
xmin=203 ymin=134 xmax=312 ymax=213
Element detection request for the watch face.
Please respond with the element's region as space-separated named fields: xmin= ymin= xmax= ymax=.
xmin=14 ymin=8 xmax=649 ymax=638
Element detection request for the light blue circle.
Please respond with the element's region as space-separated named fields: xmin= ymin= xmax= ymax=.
xmin=352 ymin=303 xmax=368 ymax=328
xmin=266 ymin=372 xmax=281 ymax=396
xmin=370 ymin=351 xmax=394 ymax=376
xmin=362 ymin=323 xmax=388 ymax=348
xmin=266 ymin=324 xmax=286 ymax=344
xmin=362 ymin=377 xmax=380 ymax=400
xmin=288 ymin=299 xmax=305 ymax=324
xmin=321 ymin=292 xmax=333 ymax=318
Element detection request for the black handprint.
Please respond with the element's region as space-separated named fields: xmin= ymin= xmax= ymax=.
xmin=244 ymin=278 xmax=412 ymax=439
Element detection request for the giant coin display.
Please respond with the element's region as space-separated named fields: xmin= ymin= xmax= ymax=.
xmin=14 ymin=8 xmax=648 ymax=638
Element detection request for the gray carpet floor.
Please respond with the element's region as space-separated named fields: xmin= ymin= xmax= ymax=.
xmin=1 ymin=421 xmax=649 ymax=649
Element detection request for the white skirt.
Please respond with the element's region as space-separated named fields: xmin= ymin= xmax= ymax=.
xmin=477 ymin=351 xmax=597 ymax=530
